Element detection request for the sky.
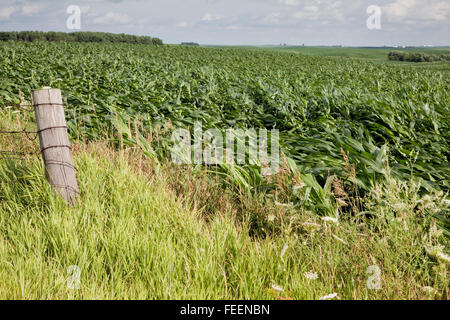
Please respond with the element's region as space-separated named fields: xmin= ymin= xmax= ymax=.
xmin=0 ymin=0 xmax=448 ymax=46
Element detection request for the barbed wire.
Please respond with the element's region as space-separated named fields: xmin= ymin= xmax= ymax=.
xmin=1 ymin=104 xmax=35 ymax=112
xmin=0 ymin=125 xmax=39 ymax=160
xmin=0 ymin=98 xmax=36 ymax=160
xmin=1 ymin=101 xmax=76 ymax=164
xmin=0 ymin=128 xmax=38 ymax=141
xmin=0 ymin=150 xmax=38 ymax=160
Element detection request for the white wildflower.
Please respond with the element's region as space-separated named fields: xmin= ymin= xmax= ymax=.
xmin=322 ymin=216 xmax=339 ymax=224
xmin=436 ymin=251 xmax=450 ymax=264
xmin=426 ymin=245 xmax=450 ymax=263
xmin=304 ymin=270 xmax=318 ymax=280
xmin=272 ymin=284 xmax=283 ymax=292
xmin=268 ymin=214 xmax=276 ymax=222
xmin=319 ymin=293 xmax=340 ymax=300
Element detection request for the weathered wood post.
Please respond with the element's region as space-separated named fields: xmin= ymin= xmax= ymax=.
xmin=32 ymin=88 xmax=79 ymax=205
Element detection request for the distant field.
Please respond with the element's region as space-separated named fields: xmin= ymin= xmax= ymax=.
xmin=276 ymin=46 xmax=450 ymax=60
xmin=257 ymin=47 xmax=450 ymax=73
xmin=203 ymin=45 xmax=450 ymax=71
xmin=272 ymin=46 xmax=450 ymax=71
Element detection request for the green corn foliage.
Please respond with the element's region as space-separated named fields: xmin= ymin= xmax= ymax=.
xmin=0 ymin=42 xmax=448 ymax=209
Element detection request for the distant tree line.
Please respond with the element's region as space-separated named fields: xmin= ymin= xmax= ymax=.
xmin=388 ymin=51 xmax=450 ymax=63
xmin=0 ymin=31 xmax=163 ymax=45
xmin=181 ymin=42 xmax=200 ymax=46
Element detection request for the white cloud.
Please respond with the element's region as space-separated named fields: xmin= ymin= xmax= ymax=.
xmin=202 ymin=12 xmax=221 ymax=22
xmin=0 ymin=7 xmax=15 ymax=20
xmin=264 ymin=12 xmax=281 ymax=24
xmin=383 ymin=0 xmax=450 ymax=22
xmin=383 ymin=0 xmax=417 ymax=20
xmin=304 ymin=5 xmax=319 ymax=13
xmin=93 ymin=12 xmax=130 ymax=25
xmin=279 ymin=0 xmax=300 ymax=6
xmin=0 ymin=0 xmax=447 ymax=46
xmin=22 ymin=4 xmax=42 ymax=16
xmin=293 ymin=1 xmax=344 ymax=22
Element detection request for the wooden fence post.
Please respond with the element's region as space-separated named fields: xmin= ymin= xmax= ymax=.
xmin=32 ymin=88 xmax=79 ymax=205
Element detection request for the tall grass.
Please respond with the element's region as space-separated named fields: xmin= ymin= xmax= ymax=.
xmin=0 ymin=138 xmax=448 ymax=299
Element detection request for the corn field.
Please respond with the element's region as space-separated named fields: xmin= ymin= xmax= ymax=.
xmin=0 ymin=41 xmax=448 ymax=219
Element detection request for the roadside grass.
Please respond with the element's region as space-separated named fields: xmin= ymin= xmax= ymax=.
xmin=0 ymin=118 xmax=448 ymax=299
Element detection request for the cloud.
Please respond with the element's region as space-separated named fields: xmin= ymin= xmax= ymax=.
xmin=383 ymin=0 xmax=450 ymax=22
xmin=93 ymin=12 xmax=131 ymax=25
xmin=226 ymin=25 xmax=240 ymax=30
xmin=293 ymin=1 xmax=345 ymax=22
xmin=202 ymin=12 xmax=221 ymax=22
xmin=264 ymin=12 xmax=281 ymax=24
xmin=279 ymin=0 xmax=300 ymax=6
xmin=22 ymin=4 xmax=42 ymax=16
xmin=0 ymin=7 xmax=15 ymax=20
xmin=0 ymin=0 xmax=447 ymax=46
